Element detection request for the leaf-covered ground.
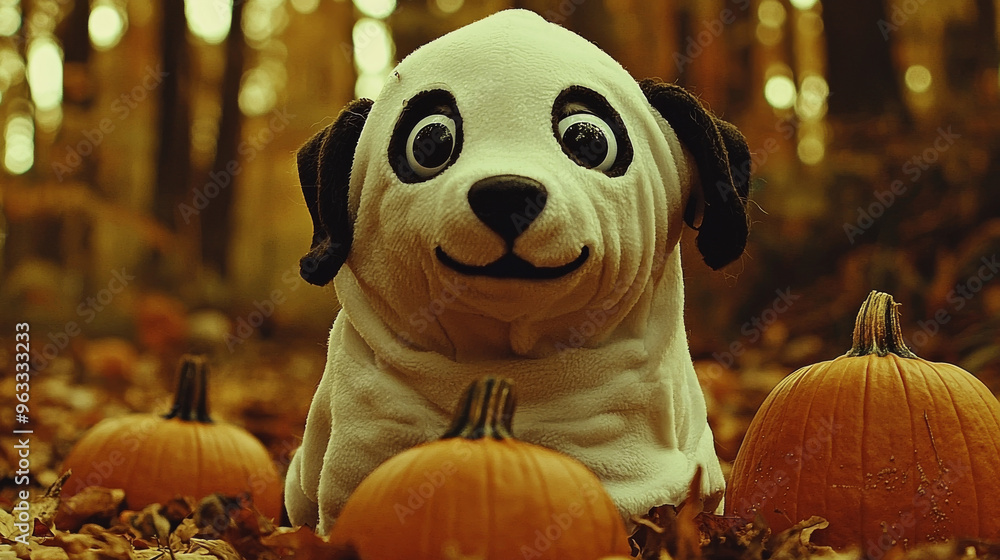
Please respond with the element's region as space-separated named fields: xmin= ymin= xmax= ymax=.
xmin=2 ymin=322 xmax=999 ymax=559
xmin=3 ymin=473 xmax=1000 ymax=560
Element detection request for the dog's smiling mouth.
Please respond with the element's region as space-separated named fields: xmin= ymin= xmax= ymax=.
xmin=435 ymin=246 xmax=589 ymax=279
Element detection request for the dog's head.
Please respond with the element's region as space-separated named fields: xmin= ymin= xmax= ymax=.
xmin=298 ymin=10 xmax=749 ymax=355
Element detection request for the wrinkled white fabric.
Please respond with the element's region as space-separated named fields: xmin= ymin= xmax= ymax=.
xmin=285 ymin=9 xmax=725 ymax=535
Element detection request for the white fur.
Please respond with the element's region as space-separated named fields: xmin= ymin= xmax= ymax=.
xmin=285 ymin=9 xmax=725 ymax=534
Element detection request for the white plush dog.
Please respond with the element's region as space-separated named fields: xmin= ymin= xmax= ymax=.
xmin=285 ymin=9 xmax=750 ymax=534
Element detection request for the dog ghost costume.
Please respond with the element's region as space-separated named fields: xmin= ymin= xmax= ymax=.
xmin=285 ymin=9 xmax=750 ymax=534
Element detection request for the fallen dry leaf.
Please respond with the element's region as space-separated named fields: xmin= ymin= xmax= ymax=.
xmin=30 ymin=472 xmax=70 ymax=531
xmin=0 ymin=509 xmax=17 ymax=541
xmin=259 ymin=526 xmax=327 ymax=558
xmin=261 ymin=527 xmax=361 ymax=560
xmin=191 ymin=537 xmax=244 ymax=560
xmin=124 ymin=504 xmax=173 ymax=543
xmin=168 ymin=518 xmax=201 ymax=550
xmin=629 ymin=467 xmax=709 ymax=560
xmin=768 ymin=516 xmax=840 ymax=559
xmin=23 ymin=546 xmax=70 ymax=560
xmin=675 ymin=467 xmax=706 ymax=560
xmin=55 ymin=487 xmax=126 ymax=532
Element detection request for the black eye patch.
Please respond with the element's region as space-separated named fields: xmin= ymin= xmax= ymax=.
xmin=552 ymin=86 xmax=632 ymax=177
xmin=389 ymin=89 xmax=464 ymax=183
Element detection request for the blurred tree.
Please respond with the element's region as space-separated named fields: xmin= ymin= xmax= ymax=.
xmin=56 ymin=0 xmax=96 ymax=281
xmin=61 ymin=0 xmax=90 ymax=68
xmin=153 ymin=0 xmax=192 ymax=230
xmin=822 ymin=0 xmax=907 ymax=121
xmin=945 ymin=0 xmax=998 ymax=104
xmin=201 ymin=0 xmax=246 ymax=276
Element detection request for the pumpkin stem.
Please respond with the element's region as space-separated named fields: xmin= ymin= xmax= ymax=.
xmin=441 ymin=376 xmax=516 ymax=440
xmin=846 ymin=291 xmax=918 ymax=358
xmin=164 ymin=355 xmax=214 ymax=423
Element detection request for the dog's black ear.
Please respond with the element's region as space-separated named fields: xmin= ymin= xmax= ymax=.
xmin=639 ymin=79 xmax=750 ymax=270
xmin=298 ymin=98 xmax=374 ymax=286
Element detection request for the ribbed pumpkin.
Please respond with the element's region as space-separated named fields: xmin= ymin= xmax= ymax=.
xmin=61 ymin=356 xmax=283 ymax=519
xmin=329 ymin=376 xmax=631 ymax=559
xmin=727 ymin=291 xmax=1000 ymax=550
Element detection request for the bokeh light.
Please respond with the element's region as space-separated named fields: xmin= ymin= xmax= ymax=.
xmin=354 ymin=0 xmax=396 ymax=19
xmin=797 ymin=135 xmax=825 ymax=165
xmin=0 ymin=4 xmax=20 ymax=36
xmin=260 ymin=57 xmax=288 ymax=89
xmin=789 ymin=0 xmax=819 ymax=10
xmin=35 ymin=106 xmax=62 ymax=133
xmin=0 ymin=49 xmax=23 ymax=92
xmin=796 ymin=74 xmax=829 ymax=119
xmin=186 ymin=0 xmax=232 ymax=45
xmin=355 ymin=73 xmax=385 ymax=100
xmin=191 ymin=114 xmax=219 ymax=161
xmin=290 ymin=0 xmax=321 ymax=14
xmin=353 ymin=18 xmax=393 ymax=74
xmin=4 ymin=113 xmax=34 ymax=175
xmin=243 ymin=3 xmax=275 ymax=43
xmin=904 ymin=64 xmax=932 ymax=93
xmin=89 ymin=2 xmax=127 ymax=51
xmin=758 ymin=0 xmax=787 ymax=28
xmin=764 ymin=75 xmax=797 ymax=110
xmin=756 ymin=23 xmax=783 ymax=46
xmin=435 ymin=0 xmax=464 ymax=14
xmin=28 ymin=8 xmax=55 ymax=35
xmin=797 ymin=11 xmax=824 ymax=37
xmin=26 ymin=37 xmax=63 ymax=111
xmin=0 ymin=63 xmax=10 ymax=93
xmin=239 ymin=67 xmax=278 ymax=117
xmin=244 ymin=0 xmax=289 ymax=44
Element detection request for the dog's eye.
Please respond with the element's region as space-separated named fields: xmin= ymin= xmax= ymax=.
xmin=551 ymin=87 xmax=632 ymax=177
xmin=557 ymin=113 xmax=618 ymax=172
xmin=389 ymin=89 xmax=464 ymax=183
xmin=405 ymin=114 xmax=457 ymax=178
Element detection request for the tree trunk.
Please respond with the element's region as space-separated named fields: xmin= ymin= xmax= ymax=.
xmin=200 ymin=0 xmax=246 ymax=277
xmin=153 ymin=0 xmax=192 ymax=229
xmin=822 ymin=0 xmax=907 ymax=121
xmin=60 ymin=0 xmax=91 ymax=66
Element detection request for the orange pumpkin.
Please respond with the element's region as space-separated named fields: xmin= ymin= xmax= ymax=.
xmin=61 ymin=356 xmax=283 ymax=519
xmin=329 ymin=376 xmax=632 ymax=560
xmin=727 ymin=291 xmax=1000 ymax=550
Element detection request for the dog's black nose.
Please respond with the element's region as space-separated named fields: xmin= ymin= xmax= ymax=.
xmin=467 ymin=175 xmax=547 ymax=247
